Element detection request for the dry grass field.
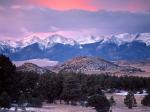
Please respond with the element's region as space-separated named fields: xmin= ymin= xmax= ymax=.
xmin=8 ymin=94 xmax=150 ymax=112
xmin=9 ymin=104 xmax=96 ymax=112
xmin=107 ymin=93 xmax=150 ymax=112
xmin=115 ymin=61 xmax=150 ymax=77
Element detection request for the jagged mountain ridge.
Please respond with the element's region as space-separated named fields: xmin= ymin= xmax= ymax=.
xmin=0 ymin=33 xmax=150 ymax=62
xmin=1 ymin=33 xmax=150 ymax=48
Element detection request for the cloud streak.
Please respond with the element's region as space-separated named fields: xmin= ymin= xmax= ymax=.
xmin=0 ymin=7 xmax=150 ymax=39
xmin=0 ymin=0 xmax=150 ymax=12
xmin=0 ymin=0 xmax=150 ymax=39
xmin=32 ymin=0 xmax=97 ymax=11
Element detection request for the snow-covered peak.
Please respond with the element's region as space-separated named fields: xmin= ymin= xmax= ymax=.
xmin=106 ymin=33 xmax=137 ymax=45
xmin=75 ymin=35 xmax=104 ymax=44
xmin=0 ymin=40 xmax=10 ymax=46
xmin=45 ymin=34 xmax=76 ymax=46
xmin=16 ymin=34 xmax=77 ymax=49
xmin=136 ymin=33 xmax=150 ymax=46
xmin=0 ymin=40 xmax=20 ymax=48
xmin=102 ymin=33 xmax=150 ymax=46
xmin=21 ymin=36 xmax=42 ymax=48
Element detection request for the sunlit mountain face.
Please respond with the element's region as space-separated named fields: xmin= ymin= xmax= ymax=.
xmin=0 ymin=0 xmax=150 ymax=64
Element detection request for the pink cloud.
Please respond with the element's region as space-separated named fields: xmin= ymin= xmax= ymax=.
xmin=127 ymin=1 xmax=149 ymax=12
xmin=24 ymin=0 xmax=150 ymax=12
xmin=29 ymin=0 xmax=98 ymax=11
xmin=1 ymin=0 xmax=150 ymax=12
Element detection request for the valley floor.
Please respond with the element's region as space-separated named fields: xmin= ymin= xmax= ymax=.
xmin=8 ymin=104 xmax=95 ymax=112
xmin=3 ymin=93 xmax=150 ymax=112
xmin=107 ymin=93 xmax=150 ymax=112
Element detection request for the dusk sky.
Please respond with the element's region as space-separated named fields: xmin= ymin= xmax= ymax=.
xmin=0 ymin=0 xmax=150 ymax=40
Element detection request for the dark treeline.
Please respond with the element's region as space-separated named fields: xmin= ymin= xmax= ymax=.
xmin=7 ymin=72 xmax=150 ymax=103
xmin=1 ymin=54 xmax=150 ymax=111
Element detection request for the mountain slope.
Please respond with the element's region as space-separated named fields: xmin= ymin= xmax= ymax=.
xmin=17 ymin=63 xmax=51 ymax=74
xmin=51 ymin=56 xmax=141 ymax=74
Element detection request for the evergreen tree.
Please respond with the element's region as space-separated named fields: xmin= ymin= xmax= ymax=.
xmin=18 ymin=92 xmax=27 ymax=112
xmin=87 ymin=85 xmax=103 ymax=97
xmin=60 ymin=74 xmax=81 ymax=105
xmin=124 ymin=91 xmax=137 ymax=109
xmin=87 ymin=93 xmax=110 ymax=112
xmin=29 ymin=96 xmax=43 ymax=107
xmin=109 ymin=96 xmax=116 ymax=106
xmin=0 ymin=55 xmax=17 ymax=100
xmin=39 ymin=73 xmax=63 ymax=103
xmin=18 ymin=93 xmax=26 ymax=106
xmin=78 ymin=74 xmax=88 ymax=101
xmin=141 ymin=95 xmax=150 ymax=106
xmin=0 ymin=92 xmax=11 ymax=110
xmin=141 ymin=90 xmax=150 ymax=106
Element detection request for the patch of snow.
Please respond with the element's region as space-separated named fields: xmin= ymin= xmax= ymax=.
xmin=76 ymin=35 xmax=104 ymax=45
xmin=136 ymin=33 xmax=150 ymax=46
xmin=44 ymin=34 xmax=76 ymax=47
xmin=102 ymin=33 xmax=138 ymax=45
xmin=115 ymin=90 xmax=148 ymax=96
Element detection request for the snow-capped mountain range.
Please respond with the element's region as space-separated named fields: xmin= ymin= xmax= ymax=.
xmin=102 ymin=33 xmax=150 ymax=46
xmin=0 ymin=34 xmax=76 ymax=50
xmin=1 ymin=33 xmax=150 ymax=49
xmin=0 ymin=33 xmax=150 ymax=62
